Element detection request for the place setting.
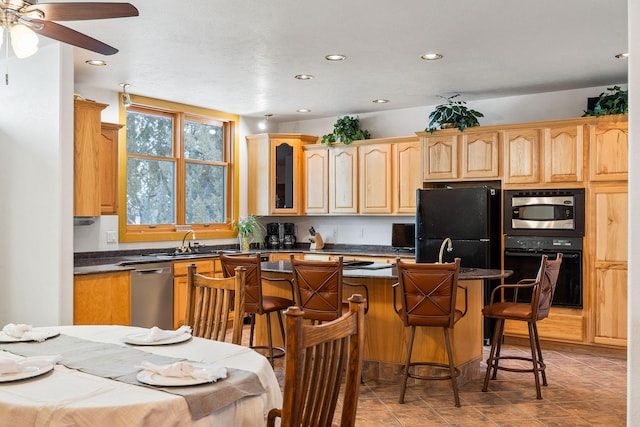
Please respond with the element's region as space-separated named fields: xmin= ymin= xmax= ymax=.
xmin=0 ymin=323 xmax=59 ymax=343
xmin=135 ymin=360 xmax=227 ymax=387
xmin=122 ymin=325 xmax=193 ymax=346
xmin=0 ymin=355 xmax=60 ymax=383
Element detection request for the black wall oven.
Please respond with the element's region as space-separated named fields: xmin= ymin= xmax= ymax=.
xmin=503 ymin=236 xmax=583 ymax=308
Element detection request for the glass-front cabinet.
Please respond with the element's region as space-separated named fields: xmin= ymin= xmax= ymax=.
xmin=246 ymin=133 xmax=318 ymax=216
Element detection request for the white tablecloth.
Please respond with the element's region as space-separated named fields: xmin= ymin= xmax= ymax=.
xmin=0 ymin=325 xmax=282 ymax=427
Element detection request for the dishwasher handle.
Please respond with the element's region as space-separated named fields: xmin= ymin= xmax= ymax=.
xmin=134 ymin=267 xmax=172 ymax=274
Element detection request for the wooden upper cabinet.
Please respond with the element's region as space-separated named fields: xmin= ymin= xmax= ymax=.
xmin=461 ymin=131 xmax=500 ymax=179
xmin=393 ymin=139 xmax=421 ymax=214
xmin=246 ymin=133 xmax=317 ymax=216
xmin=543 ymin=124 xmax=584 ymax=183
xmin=99 ymin=122 xmax=123 ymax=215
xmin=588 ymin=117 xmax=628 ymax=182
xmin=303 ymin=146 xmax=329 ymax=214
xmin=420 ymin=133 xmax=458 ymax=181
xmin=359 ymin=144 xmax=392 ymax=214
xmin=74 ymin=99 xmax=108 ymax=216
xmin=329 ymin=145 xmax=358 ymax=213
xmin=503 ymin=127 xmax=540 ymax=184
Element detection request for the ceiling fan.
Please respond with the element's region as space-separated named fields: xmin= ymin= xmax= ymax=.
xmin=0 ymin=0 xmax=138 ymax=58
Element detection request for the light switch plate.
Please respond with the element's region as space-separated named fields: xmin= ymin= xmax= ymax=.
xmin=106 ymin=231 xmax=117 ymax=243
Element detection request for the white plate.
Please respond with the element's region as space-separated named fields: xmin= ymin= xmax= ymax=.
xmin=0 ymin=329 xmax=60 ymax=343
xmin=122 ymin=332 xmax=192 ymax=346
xmin=136 ymin=369 xmax=210 ymax=387
xmin=0 ymin=363 xmax=54 ymax=383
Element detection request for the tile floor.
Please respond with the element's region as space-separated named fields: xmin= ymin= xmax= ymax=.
xmin=270 ymin=343 xmax=627 ymax=426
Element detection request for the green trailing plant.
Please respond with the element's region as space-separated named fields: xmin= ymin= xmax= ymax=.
xmin=582 ymin=85 xmax=628 ymax=117
xmin=321 ymin=115 xmax=371 ymax=146
xmin=426 ymin=94 xmax=484 ymax=133
xmin=233 ymin=215 xmax=265 ymax=248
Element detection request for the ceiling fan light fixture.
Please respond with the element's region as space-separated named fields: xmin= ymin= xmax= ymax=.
xmin=10 ymin=24 xmax=39 ymax=59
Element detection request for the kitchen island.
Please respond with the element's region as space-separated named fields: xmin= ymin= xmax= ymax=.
xmin=260 ymin=260 xmax=512 ymax=383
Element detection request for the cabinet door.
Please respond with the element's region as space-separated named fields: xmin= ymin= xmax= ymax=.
xmin=461 ymin=131 xmax=499 ymax=179
xmin=271 ymin=139 xmax=302 ymax=214
xmin=503 ymin=128 xmax=540 ymax=184
xmin=543 ymin=124 xmax=584 ymax=183
xmin=394 ymin=141 xmax=421 ymax=214
xmin=74 ymin=99 xmax=108 ymax=216
xmin=359 ymin=144 xmax=392 ymax=214
xmin=99 ymin=122 xmax=123 ymax=214
xmin=421 ymin=134 xmax=458 ymax=181
xmin=590 ymin=185 xmax=628 ymax=347
xmin=74 ymin=272 xmax=130 ymax=325
xmin=246 ymin=134 xmax=271 ymax=216
xmin=589 ymin=119 xmax=628 ymax=181
xmin=329 ymin=146 xmax=358 ymax=213
xmin=304 ymin=147 xmax=329 ymax=214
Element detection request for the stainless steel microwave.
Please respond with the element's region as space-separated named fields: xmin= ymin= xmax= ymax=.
xmin=503 ymin=189 xmax=585 ymax=237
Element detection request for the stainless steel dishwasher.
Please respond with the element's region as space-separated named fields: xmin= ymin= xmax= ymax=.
xmin=130 ymin=262 xmax=173 ymax=330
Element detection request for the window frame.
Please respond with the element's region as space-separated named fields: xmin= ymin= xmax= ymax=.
xmin=118 ymin=94 xmax=239 ymax=243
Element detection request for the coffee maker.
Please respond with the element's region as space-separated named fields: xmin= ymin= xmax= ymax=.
xmin=265 ymin=222 xmax=280 ymax=249
xmin=283 ymin=223 xmax=296 ymax=249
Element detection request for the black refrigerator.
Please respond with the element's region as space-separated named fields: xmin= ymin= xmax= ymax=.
xmin=415 ymin=186 xmax=501 ymax=343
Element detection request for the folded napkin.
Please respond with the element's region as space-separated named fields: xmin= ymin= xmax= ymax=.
xmin=138 ymin=360 xmax=227 ymax=383
xmin=0 ymin=355 xmax=61 ymax=375
xmin=2 ymin=323 xmax=49 ymax=342
xmin=137 ymin=325 xmax=192 ymax=343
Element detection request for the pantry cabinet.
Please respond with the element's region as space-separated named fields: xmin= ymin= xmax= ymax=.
xmin=246 ymin=133 xmax=317 ymax=216
xmin=590 ymin=184 xmax=628 ymax=347
xmin=74 ymin=99 xmax=108 ymax=216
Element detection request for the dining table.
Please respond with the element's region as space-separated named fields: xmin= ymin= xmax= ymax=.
xmin=0 ymin=325 xmax=282 ymax=426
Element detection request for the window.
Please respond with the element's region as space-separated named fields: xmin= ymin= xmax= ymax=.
xmin=119 ymin=95 xmax=238 ymax=242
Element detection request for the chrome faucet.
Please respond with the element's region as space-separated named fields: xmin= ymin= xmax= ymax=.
xmin=438 ymin=237 xmax=453 ymax=263
xmin=178 ymin=230 xmax=197 ymax=253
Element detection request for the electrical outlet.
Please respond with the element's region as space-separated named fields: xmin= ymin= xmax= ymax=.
xmin=106 ymin=231 xmax=117 ymax=244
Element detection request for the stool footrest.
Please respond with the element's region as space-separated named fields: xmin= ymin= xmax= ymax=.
xmin=407 ymin=361 xmax=460 ymax=382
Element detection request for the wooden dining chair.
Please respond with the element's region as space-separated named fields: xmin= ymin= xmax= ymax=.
xmin=289 ymin=255 xmax=369 ymax=323
xmin=267 ymin=294 xmax=366 ymax=427
xmin=482 ymin=253 xmax=563 ymax=399
xmin=218 ymin=252 xmax=295 ymax=364
xmin=185 ymin=264 xmax=246 ymax=345
xmin=393 ymin=257 xmax=467 ymax=407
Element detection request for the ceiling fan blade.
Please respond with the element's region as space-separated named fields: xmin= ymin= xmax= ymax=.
xmin=30 ymin=19 xmax=118 ymax=55
xmin=24 ymin=2 xmax=138 ymax=21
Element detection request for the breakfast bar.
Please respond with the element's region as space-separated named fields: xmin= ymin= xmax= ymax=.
xmin=260 ymin=261 xmax=512 ymax=383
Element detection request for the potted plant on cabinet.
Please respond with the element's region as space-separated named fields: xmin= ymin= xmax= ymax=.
xmin=321 ymin=115 xmax=371 ymax=146
xmin=233 ymin=215 xmax=265 ymax=251
xmin=582 ymin=85 xmax=628 ymax=117
xmin=426 ymin=94 xmax=484 ymax=133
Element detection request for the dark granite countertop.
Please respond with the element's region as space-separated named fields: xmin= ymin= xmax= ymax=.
xmin=261 ymin=260 xmax=513 ymax=281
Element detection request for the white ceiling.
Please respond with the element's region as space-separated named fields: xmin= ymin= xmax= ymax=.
xmin=64 ymin=0 xmax=628 ymax=122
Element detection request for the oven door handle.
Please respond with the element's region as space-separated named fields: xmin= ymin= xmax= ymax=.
xmin=504 ymin=250 xmax=580 ymax=259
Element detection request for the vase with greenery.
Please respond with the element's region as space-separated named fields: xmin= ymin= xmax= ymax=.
xmin=321 ymin=115 xmax=371 ymax=147
xmin=233 ymin=215 xmax=265 ymax=251
xmin=582 ymin=85 xmax=628 ymax=117
xmin=426 ymin=94 xmax=484 ymax=133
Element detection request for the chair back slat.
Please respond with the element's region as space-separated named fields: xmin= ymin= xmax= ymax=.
xmin=219 ymin=252 xmax=263 ymax=314
xmin=268 ymin=294 xmax=366 ymax=427
xmin=396 ymin=258 xmax=461 ymax=328
xmin=186 ymin=265 xmax=245 ymax=345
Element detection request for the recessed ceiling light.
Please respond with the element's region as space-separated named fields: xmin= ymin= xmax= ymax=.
xmin=325 ymin=54 xmax=346 ymax=61
xmin=373 ymin=99 xmax=389 ymax=104
xmin=294 ymin=74 xmax=314 ymax=80
xmin=296 ymin=109 xmax=311 ymax=113
xmin=85 ymin=59 xmax=107 ymax=66
xmin=420 ymin=53 xmax=443 ymax=61
xmin=615 ymin=52 xmax=629 ymax=59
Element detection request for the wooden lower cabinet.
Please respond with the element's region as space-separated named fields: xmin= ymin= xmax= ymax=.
xmin=504 ymin=308 xmax=585 ymax=343
xmin=74 ymin=272 xmax=130 ymax=325
xmin=172 ymin=258 xmax=218 ymax=329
